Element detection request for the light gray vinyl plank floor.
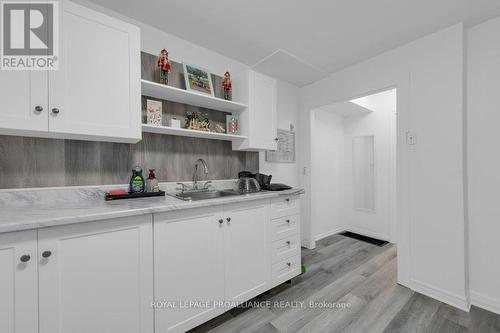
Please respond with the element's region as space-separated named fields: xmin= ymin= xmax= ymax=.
xmin=189 ymin=234 xmax=500 ymax=333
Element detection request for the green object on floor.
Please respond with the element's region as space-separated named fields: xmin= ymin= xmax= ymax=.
xmin=301 ymin=259 xmax=306 ymax=274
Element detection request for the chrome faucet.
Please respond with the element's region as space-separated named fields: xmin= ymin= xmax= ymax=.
xmin=192 ymin=158 xmax=209 ymax=190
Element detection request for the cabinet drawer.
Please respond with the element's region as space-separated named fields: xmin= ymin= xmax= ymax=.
xmin=271 ymin=234 xmax=300 ymax=263
xmin=271 ymin=214 xmax=299 ymax=241
xmin=271 ymin=196 xmax=300 ymax=219
xmin=272 ymin=255 xmax=301 ymax=286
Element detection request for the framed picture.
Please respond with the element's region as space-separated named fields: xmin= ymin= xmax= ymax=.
xmin=183 ymin=63 xmax=214 ymax=96
xmin=226 ymin=115 xmax=239 ymax=134
xmin=146 ymin=99 xmax=162 ymax=126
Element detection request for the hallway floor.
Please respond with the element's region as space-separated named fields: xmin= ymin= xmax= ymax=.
xmin=190 ymin=234 xmax=500 ymax=333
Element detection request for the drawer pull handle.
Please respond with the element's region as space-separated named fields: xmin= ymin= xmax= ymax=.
xmin=226 ymin=217 xmax=231 ymax=223
xmin=51 ymin=108 xmax=60 ymax=115
xmin=35 ymin=106 xmax=43 ymax=112
xmin=42 ymin=251 xmax=52 ymax=258
xmin=286 ymin=241 xmax=291 ymax=245
xmin=20 ymin=254 xmax=31 ymax=263
xmin=287 ymin=262 xmax=291 ymax=267
xmin=218 ymin=219 xmax=224 ymax=224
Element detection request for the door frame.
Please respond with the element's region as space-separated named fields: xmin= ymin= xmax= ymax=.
xmin=299 ymin=74 xmax=411 ymax=287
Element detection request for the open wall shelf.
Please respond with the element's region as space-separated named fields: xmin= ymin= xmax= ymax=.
xmin=141 ymin=79 xmax=248 ymax=113
xmin=142 ymin=124 xmax=247 ymax=142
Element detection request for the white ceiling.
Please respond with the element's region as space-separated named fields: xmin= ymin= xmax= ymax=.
xmin=89 ymin=0 xmax=500 ymax=87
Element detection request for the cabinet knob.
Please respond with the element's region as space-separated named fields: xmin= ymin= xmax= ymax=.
xmin=286 ymin=219 xmax=290 ymax=224
xmin=286 ymin=241 xmax=291 ymax=245
xmin=286 ymin=262 xmax=291 ymax=267
xmin=274 ymin=137 xmax=279 ymax=142
xmin=219 ymin=219 xmax=224 ymax=224
xmin=226 ymin=217 xmax=231 ymax=223
xmin=51 ymin=108 xmax=60 ymax=115
xmin=285 ymin=198 xmax=290 ymax=202
xmin=20 ymin=254 xmax=31 ymax=263
xmin=42 ymin=251 xmax=52 ymax=258
xmin=34 ymin=106 xmax=43 ymax=112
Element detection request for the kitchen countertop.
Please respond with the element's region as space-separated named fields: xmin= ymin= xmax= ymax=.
xmin=0 ymin=186 xmax=304 ymax=234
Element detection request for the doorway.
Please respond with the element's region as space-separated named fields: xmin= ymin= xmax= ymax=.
xmin=307 ymin=87 xmax=397 ymax=246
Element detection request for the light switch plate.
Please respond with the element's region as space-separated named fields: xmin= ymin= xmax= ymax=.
xmin=406 ymin=131 xmax=417 ymax=145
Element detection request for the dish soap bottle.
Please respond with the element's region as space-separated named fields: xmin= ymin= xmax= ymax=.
xmin=146 ymin=169 xmax=160 ymax=192
xmin=129 ymin=166 xmax=145 ymax=193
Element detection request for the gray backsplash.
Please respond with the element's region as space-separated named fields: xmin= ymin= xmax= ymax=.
xmin=0 ymin=52 xmax=258 ymax=189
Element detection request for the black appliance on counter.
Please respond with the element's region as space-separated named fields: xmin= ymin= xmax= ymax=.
xmin=238 ymin=171 xmax=292 ymax=191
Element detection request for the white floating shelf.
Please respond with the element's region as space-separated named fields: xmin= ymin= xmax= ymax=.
xmin=141 ymin=79 xmax=248 ymax=113
xmin=142 ymin=124 xmax=247 ymax=142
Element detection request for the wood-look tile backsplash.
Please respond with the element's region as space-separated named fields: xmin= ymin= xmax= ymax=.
xmin=0 ymin=52 xmax=258 ymax=189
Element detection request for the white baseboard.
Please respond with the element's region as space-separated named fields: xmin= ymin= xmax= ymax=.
xmin=411 ymin=279 xmax=470 ymax=311
xmin=314 ymin=226 xmax=346 ymax=242
xmin=345 ymin=226 xmax=391 ymax=242
xmin=471 ymin=291 xmax=500 ymax=315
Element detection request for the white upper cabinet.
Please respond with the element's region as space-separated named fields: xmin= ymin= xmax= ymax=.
xmin=48 ymin=0 xmax=141 ymax=143
xmin=0 ymin=70 xmax=48 ymax=136
xmin=0 ymin=230 xmax=38 ymax=333
xmin=0 ymin=0 xmax=141 ymax=143
xmin=233 ymin=70 xmax=278 ymax=151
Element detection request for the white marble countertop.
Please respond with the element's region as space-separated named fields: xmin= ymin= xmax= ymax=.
xmin=0 ymin=185 xmax=304 ymax=234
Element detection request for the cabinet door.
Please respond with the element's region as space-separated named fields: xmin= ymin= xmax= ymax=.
xmin=154 ymin=207 xmax=225 ymax=333
xmin=0 ymin=70 xmax=48 ymax=135
xmin=48 ymin=0 xmax=141 ymax=143
xmin=38 ymin=215 xmax=153 ymax=333
xmin=224 ymin=200 xmax=270 ymax=303
xmin=249 ymin=70 xmax=278 ymax=150
xmin=0 ymin=230 xmax=38 ymax=333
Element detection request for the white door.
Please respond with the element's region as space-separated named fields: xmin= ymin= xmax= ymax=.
xmin=0 ymin=70 xmax=48 ymax=135
xmin=38 ymin=215 xmax=153 ymax=333
xmin=249 ymin=70 xmax=278 ymax=150
xmin=224 ymin=200 xmax=270 ymax=303
xmin=154 ymin=207 xmax=225 ymax=333
xmin=48 ymin=0 xmax=141 ymax=143
xmin=0 ymin=230 xmax=38 ymax=333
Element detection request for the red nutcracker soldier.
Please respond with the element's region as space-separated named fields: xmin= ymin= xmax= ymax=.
xmin=222 ymin=71 xmax=232 ymax=100
xmin=157 ymin=49 xmax=171 ymax=85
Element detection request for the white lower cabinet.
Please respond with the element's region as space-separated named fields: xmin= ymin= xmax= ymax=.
xmin=223 ymin=200 xmax=270 ymax=303
xmin=154 ymin=207 xmax=226 ymax=333
xmin=0 ymin=230 xmax=38 ymax=333
xmin=154 ymin=200 xmax=271 ymax=333
xmin=0 ymin=195 xmax=301 ymax=333
xmin=38 ymin=215 xmax=154 ymax=333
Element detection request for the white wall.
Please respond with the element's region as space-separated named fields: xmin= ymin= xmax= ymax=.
xmin=467 ymin=16 xmax=500 ymax=315
xmin=342 ymin=96 xmax=396 ymax=242
xmin=310 ymin=109 xmax=345 ymax=240
xmin=299 ymin=24 xmax=467 ymax=310
xmin=259 ymin=80 xmax=301 ymax=187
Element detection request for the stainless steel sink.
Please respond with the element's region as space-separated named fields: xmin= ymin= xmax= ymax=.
xmin=171 ymin=189 xmax=240 ymax=201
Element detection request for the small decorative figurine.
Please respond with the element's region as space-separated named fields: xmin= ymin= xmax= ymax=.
xmin=222 ymin=71 xmax=232 ymax=100
xmin=157 ymin=49 xmax=171 ymax=85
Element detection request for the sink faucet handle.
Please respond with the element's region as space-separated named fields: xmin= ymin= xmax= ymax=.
xmin=176 ymin=183 xmax=188 ymax=193
xmin=203 ymin=181 xmax=213 ymax=190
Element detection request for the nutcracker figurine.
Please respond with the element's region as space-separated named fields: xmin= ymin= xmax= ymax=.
xmin=222 ymin=71 xmax=232 ymax=100
xmin=157 ymin=49 xmax=171 ymax=85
